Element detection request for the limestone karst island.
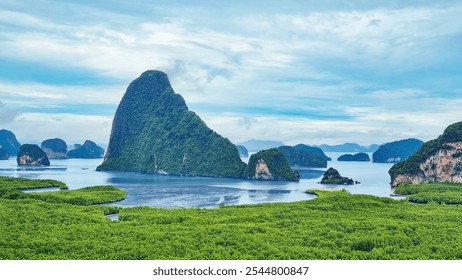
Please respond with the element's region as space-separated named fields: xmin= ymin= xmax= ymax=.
xmin=97 ymin=70 xmax=298 ymax=181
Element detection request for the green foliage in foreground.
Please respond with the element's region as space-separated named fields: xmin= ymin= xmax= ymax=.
xmin=0 ymin=176 xmax=68 ymax=192
xmin=395 ymin=183 xmax=462 ymax=204
xmin=6 ymin=186 xmax=127 ymax=206
xmin=2 ymin=185 xmax=462 ymax=259
xmin=0 ymin=176 xmax=126 ymax=206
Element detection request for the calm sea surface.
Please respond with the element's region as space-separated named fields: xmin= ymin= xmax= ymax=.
xmin=0 ymin=152 xmax=395 ymax=208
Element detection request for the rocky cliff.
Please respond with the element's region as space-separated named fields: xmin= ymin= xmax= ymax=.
xmin=17 ymin=144 xmax=50 ymax=166
xmin=97 ymin=70 xmax=246 ymax=178
xmin=389 ymin=122 xmax=462 ymax=187
xmin=0 ymin=129 xmax=21 ymax=155
xmin=242 ymin=148 xmax=299 ymax=181
xmin=41 ymin=138 xmax=69 ymax=159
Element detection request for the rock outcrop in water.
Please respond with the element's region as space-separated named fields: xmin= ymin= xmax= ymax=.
xmin=17 ymin=144 xmax=50 ymax=166
xmin=373 ymin=138 xmax=423 ymax=163
xmin=243 ymin=148 xmax=299 ymax=181
xmin=390 ymin=122 xmax=462 ymax=187
xmin=0 ymin=147 xmax=9 ymax=160
xmin=41 ymin=138 xmax=68 ymax=159
xmin=68 ymin=140 xmax=104 ymax=159
xmin=320 ymin=167 xmax=354 ymax=185
xmin=0 ymin=129 xmax=21 ymax=156
xmin=97 ymin=70 xmax=246 ymax=178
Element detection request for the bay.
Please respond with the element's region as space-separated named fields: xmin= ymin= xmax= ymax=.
xmin=0 ymin=152 xmax=395 ymax=208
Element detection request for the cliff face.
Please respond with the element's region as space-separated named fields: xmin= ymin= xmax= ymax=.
xmin=243 ymin=148 xmax=299 ymax=181
xmin=17 ymin=144 xmax=50 ymax=166
xmin=97 ymin=70 xmax=246 ymax=178
xmin=390 ymin=122 xmax=462 ymax=187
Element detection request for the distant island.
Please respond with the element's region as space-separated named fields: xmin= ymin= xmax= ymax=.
xmin=97 ymin=70 xmax=296 ymax=181
xmin=373 ymin=138 xmax=424 ymax=163
xmin=41 ymin=138 xmax=69 ymax=159
xmin=236 ymin=145 xmax=249 ymax=158
xmin=278 ymin=145 xmax=327 ymax=168
xmin=317 ymin=143 xmax=379 ymax=153
xmin=338 ymin=153 xmax=370 ymax=162
xmin=0 ymin=129 xmax=21 ymax=156
xmin=68 ymin=140 xmax=105 ymax=159
xmin=294 ymin=144 xmax=332 ymax=161
xmin=390 ymin=122 xmax=462 ymax=187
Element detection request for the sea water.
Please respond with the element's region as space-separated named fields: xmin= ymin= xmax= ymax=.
xmin=0 ymin=152 xmax=394 ymax=208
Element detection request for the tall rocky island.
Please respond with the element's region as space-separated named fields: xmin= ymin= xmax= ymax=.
xmin=97 ymin=70 xmax=247 ymax=178
xmin=17 ymin=144 xmax=50 ymax=166
xmin=389 ymin=122 xmax=462 ymax=187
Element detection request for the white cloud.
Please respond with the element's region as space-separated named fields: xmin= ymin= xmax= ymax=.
xmin=0 ymin=81 xmax=124 ymax=106
xmin=4 ymin=113 xmax=113 ymax=145
xmin=0 ymin=1 xmax=461 ymax=146
xmin=0 ymin=101 xmax=21 ymax=124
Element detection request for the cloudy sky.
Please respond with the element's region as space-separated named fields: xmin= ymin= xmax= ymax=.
xmin=1 ymin=0 xmax=461 ymax=147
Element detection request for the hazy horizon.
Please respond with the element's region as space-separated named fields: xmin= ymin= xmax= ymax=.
xmin=1 ymin=1 xmax=461 ymax=146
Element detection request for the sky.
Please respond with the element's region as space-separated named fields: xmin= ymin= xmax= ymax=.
xmin=0 ymin=0 xmax=461 ymax=147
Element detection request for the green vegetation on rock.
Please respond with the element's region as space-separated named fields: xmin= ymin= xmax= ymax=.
xmin=373 ymin=138 xmax=424 ymax=163
xmin=97 ymin=71 xmax=246 ymax=178
xmin=243 ymin=148 xmax=299 ymax=181
xmin=389 ymin=122 xmax=462 ymax=184
xmin=294 ymin=144 xmax=331 ymax=161
xmin=320 ymin=167 xmax=354 ymax=185
xmin=278 ymin=146 xmax=327 ymax=168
